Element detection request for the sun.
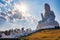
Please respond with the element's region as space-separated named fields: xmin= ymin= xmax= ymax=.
xmin=14 ymin=3 xmax=28 ymax=13
xmin=14 ymin=3 xmax=31 ymax=17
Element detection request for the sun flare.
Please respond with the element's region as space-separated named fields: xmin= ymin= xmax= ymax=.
xmin=14 ymin=3 xmax=28 ymax=13
xmin=14 ymin=3 xmax=30 ymax=17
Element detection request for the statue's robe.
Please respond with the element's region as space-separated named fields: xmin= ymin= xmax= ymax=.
xmin=37 ymin=11 xmax=59 ymax=30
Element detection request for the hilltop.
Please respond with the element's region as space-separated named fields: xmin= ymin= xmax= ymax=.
xmin=20 ymin=27 xmax=60 ymax=40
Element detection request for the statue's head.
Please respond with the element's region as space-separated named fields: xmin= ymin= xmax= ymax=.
xmin=44 ymin=3 xmax=50 ymax=12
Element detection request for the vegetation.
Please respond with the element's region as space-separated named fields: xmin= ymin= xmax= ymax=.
xmin=19 ymin=27 xmax=60 ymax=40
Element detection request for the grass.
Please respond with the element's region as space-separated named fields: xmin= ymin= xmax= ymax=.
xmin=19 ymin=28 xmax=60 ymax=40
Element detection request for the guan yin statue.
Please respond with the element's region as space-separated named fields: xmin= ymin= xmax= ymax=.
xmin=37 ymin=3 xmax=59 ymax=30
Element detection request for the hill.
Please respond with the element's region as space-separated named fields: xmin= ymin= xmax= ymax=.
xmin=20 ymin=28 xmax=60 ymax=40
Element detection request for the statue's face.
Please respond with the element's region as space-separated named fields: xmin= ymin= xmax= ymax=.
xmin=45 ymin=5 xmax=50 ymax=12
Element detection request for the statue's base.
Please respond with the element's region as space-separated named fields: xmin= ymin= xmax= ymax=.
xmin=37 ymin=21 xmax=59 ymax=30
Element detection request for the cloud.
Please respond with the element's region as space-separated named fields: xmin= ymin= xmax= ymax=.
xmin=0 ymin=10 xmax=37 ymax=31
xmin=3 ymin=0 xmax=12 ymax=4
xmin=1 ymin=12 xmax=7 ymax=16
xmin=0 ymin=0 xmax=38 ymax=31
xmin=13 ymin=11 xmax=22 ymax=19
xmin=0 ymin=16 xmax=6 ymax=26
xmin=0 ymin=0 xmax=6 ymax=4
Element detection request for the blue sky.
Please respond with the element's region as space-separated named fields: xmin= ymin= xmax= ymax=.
xmin=0 ymin=0 xmax=60 ymax=31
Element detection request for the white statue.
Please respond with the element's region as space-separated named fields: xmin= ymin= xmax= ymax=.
xmin=37 ymin=3 xmax=59 ymax=30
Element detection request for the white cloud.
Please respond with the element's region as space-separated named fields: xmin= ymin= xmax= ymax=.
xmin=3 ymin=0 xmax=12 ymax=4
xmin=0 ymin=0 xmax=38 ymax=31
xmin=0 ymin=3 xmax=4 ymax=7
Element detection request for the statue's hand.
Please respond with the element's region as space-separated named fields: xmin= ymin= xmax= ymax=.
xmin=41 ymin=13 xmax=43 ymax=16
xmin=41 ymin=13 xmax=44 ymax=20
